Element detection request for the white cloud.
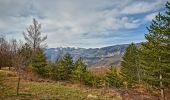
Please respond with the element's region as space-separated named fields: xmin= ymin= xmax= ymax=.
xmin=121 ymin=0 xmax=166 ymax=14
xmin=0 ymin=0 xmax=167 ymax=48
xmin=145 ymin=12 xmax=158 ymax=21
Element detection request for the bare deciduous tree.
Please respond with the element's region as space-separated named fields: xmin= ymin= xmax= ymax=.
xmin=13 ymin=54 xmax=23 ymax=95
xmin=23 ymin=18 xmax=47 ymax=51
xmin=12 ymin=41 xmax=27 ymax=95
xmin=0 ymin=36 xmax=24 ymax=95
xmin=0 ymin=36 xmax=12 ymax=69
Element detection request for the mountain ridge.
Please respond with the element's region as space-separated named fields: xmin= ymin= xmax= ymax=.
xmin=45 ymin=43 xmax=141 ymax=68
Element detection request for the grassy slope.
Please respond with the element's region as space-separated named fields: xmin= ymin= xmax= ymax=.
xmin=0 ymin=70 xmax=121 ymax=100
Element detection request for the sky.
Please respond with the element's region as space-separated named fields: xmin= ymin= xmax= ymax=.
xmin=0 ymin=0 xmax=168 ymax=48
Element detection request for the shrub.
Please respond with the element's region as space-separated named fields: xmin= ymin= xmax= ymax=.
xmin=105 ymin=67 xmax=123 ymax=88
xmin=83 ymin=70 xmax=103 ymax=87
xmin=32 ymin=50 xmax=47 ymax=77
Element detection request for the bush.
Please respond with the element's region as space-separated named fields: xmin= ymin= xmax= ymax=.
xmin=83 ymin=71 xmax=103 ymax=87
xmin=105 ymin=68 xmax=123 ymax=88
xmin=71 ymin=58 xmax=86 ymax=82
xmin=32 ymin=50 xmax=47 ymax=77
xmin=44 ymin=63 xmax=53 ymax=78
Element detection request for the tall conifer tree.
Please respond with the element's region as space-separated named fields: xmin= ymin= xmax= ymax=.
xmin=55 ymin=58 xmax=67 ymax=80
xmin=121 ymin=43 xmax=140 ymax=87
xmin=63 ymin=53 xmax=74 ymax=79
xmin=140 ymin=2 xmax=170 ymax=99
xmin=71 ymin=57 xmax=86 ymax=83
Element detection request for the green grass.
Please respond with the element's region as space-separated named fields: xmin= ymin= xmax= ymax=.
xmin=0 ymin=70 xmax=121 ymax=100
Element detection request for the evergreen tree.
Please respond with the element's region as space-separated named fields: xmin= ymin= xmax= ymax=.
xmin=63 ymin=53 xmax=74 ymax=79
xmin=140 ymin=2 xmax=170 ymax=99
xmin=45 ymin=62 xmax=53 ymax=78
xmin=106 ymin=66 xmax=123 ymax=88
xmin=121 ymin=43 xmax=140 ymax=87
xmin=50 ymin=63 xmax=58 ymax=80
xmin=83 ymin=70 xmax=103 ymax=87
xmin=54 ymin=58 xmax=67 ymax=80
xmin=71 ymin=57 xmax=86 ymax=83
xmin=19 ymin=43 xmax=33 ymax=69
xmin=32 ymin=49 xmax=47 ymax=77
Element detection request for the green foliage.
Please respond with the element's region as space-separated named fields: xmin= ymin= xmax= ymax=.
xmin=55 ymin=58 xmax=68 ymax=80
xmin=105 ymin=67 xmax=123 ymax=88
xmin=83 ymin=71 xmax=103 ymax=87
xmin=63 ymin=53 xmax=74 ymax=78
xmin=71 ymin=58 xmax=86 ymax=82
xmin=140 ymin=2 xmax=170 ymax=89
xmin=19 ymin=43 xmax=33 ymax=69
xmin=44 ymin=62 xmax=53 ymax=78
xmin=49 ymin=53 xmax=74 ymax=81
xmin=32 ymin=50 xmax=47 ymax=77
xmin=121 ymin=43 xmax=140 ymax=87
xmin=49 ymin=64 xmax=57 ymax=80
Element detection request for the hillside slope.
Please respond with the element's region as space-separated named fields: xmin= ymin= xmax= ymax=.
xmin=0 ymin=70 xmax=121 ymax=100
xmin=0 ymin=69 xmax=163 ymax=100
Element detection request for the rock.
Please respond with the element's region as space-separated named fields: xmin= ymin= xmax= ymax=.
xmin=87 ymin=94 xmax=98 ymax=99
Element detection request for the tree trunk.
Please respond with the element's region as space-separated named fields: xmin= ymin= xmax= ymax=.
xmin=160 ymin=73 xmax=164 ymax=100
xmin=159 ymin=56 xmax=164 ymax=100
xmin=17 ymin=70 xmax=21 ymax=95
xmin=137 ymin=66 xmax=141 ymax=84
xmin=136 ymin=53 xmax=140 ymax=84
xmin=17 ymin=76 xmax=20 ymax=95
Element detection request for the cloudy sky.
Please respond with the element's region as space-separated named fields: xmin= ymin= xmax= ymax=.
xmin=0 ymin=0 xmax=167 ymax=48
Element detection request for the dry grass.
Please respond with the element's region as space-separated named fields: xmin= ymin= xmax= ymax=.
xmin=1 ymin=69 xmax=168 ymax=100
xmin=0 ymin=70 xmax=121 ymax=100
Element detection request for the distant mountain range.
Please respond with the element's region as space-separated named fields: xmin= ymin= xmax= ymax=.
xmin=44 ymin=43 xmax=141 ymax=68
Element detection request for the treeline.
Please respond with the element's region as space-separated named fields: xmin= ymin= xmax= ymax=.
xmin=36 ymin=52 xmax=122 ymax=88
xmin=41 ymin=53 xmax=104 ymax=87
xmin=0 ymin=37 xmax=19 ymax=69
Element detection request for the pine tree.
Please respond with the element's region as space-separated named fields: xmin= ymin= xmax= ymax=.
xmin=19 ymin=43 xmax=33 ymax=69
xmin=63 ymin=53 xmax=74 ymax=79
xmin=49 ymin=63 xmax=57 ymax=80
xmin=83 ymin=70 xmax=103 ymax=87
xmin=71 ymin=57 xmax=86 ymax=83
xmin=32 ymin=49 xmax=47 ymax=77
xmin=140 ymin=2 xmax=170 ymax=99
xmin=106 ymin=66 xmax=123 ymax=88
xmin=121 ymin=43 xmax=140 ymax=87
xmin=54 ymin=58 xmax=67 ymax=80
